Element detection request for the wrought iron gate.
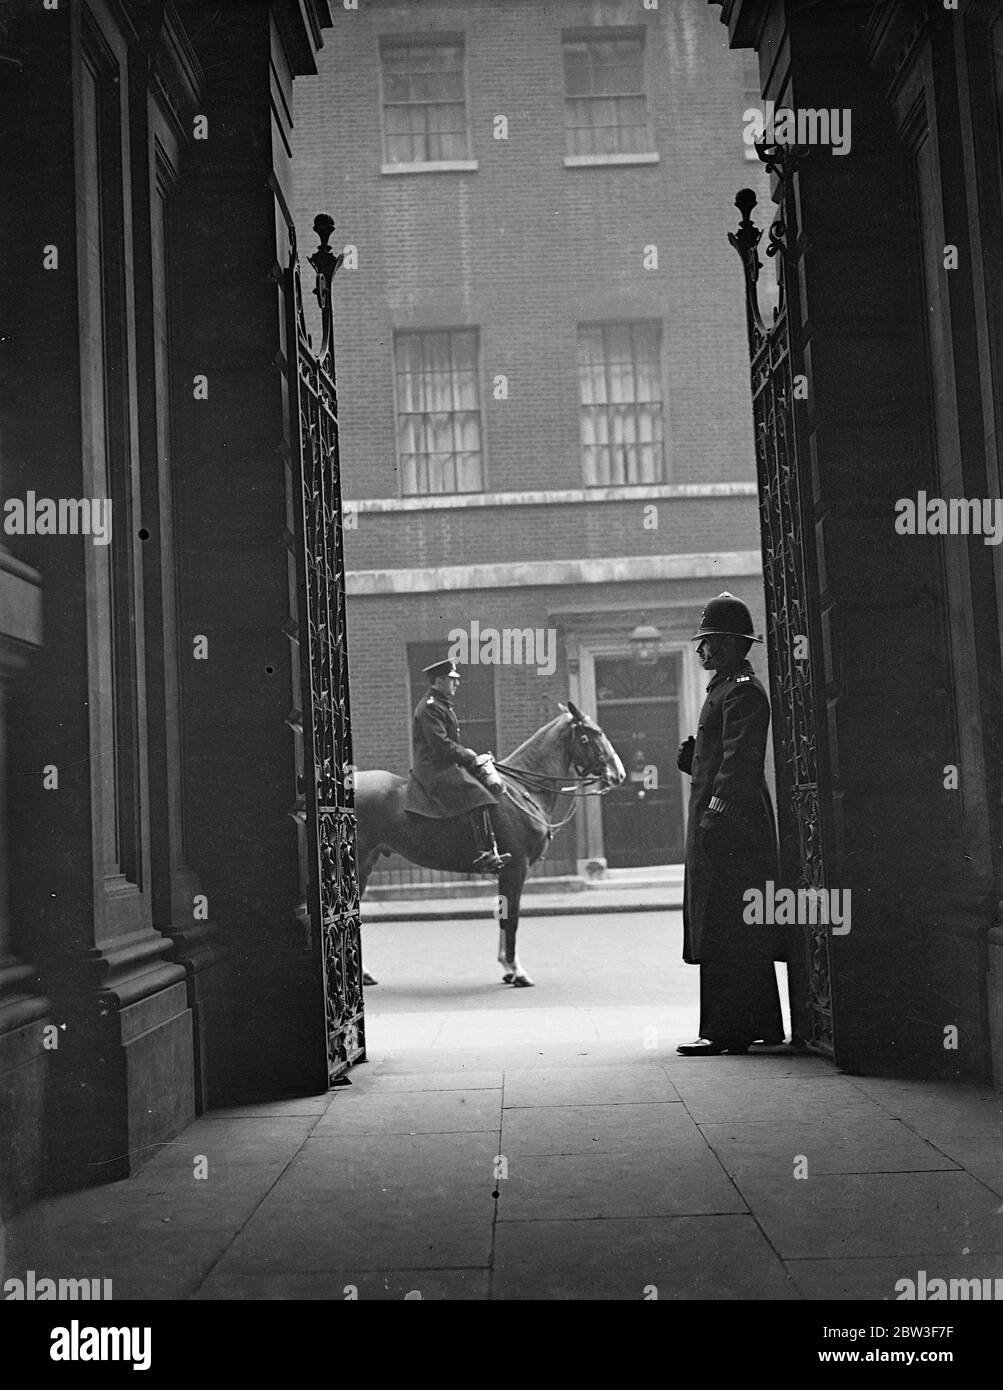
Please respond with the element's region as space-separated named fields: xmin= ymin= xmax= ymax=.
xmin=285 ymin=213 xmax=365 ymax=1080
xmin=729 ymin=158 xmax=835 ymax=1056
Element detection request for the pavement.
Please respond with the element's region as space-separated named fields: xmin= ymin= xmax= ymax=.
xmin=361 ymin=863 xmax=683 ymax=920
xmin=5 ymin=909 xmax=1003 ymax=1301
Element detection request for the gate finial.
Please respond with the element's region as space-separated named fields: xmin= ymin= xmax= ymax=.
xmin=729 ymin=188 xmax=763 ymax=275
xmin=308 ymin=212 xmax=342 ymax=362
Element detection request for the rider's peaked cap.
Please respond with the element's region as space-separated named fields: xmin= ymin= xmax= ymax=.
xmin=691 ymin=592 xmax=763 ymax=643
xmin=422 ymin=659 xmax=461 ymax=680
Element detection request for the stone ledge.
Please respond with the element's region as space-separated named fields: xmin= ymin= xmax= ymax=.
xmin=347 ymin=549 xmax=763 ymax=595
xmin=344 ymin=482 xmax=759 ymax=513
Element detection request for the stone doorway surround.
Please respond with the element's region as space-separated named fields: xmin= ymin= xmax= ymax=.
xmin=564 ymin=612 xmax=706 ymax=873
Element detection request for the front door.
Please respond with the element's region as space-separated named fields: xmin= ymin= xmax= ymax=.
xmin=596 ymin=655 xmax=684 ymax=867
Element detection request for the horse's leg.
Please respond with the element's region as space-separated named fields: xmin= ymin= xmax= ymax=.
xmin=496 ymin=862 xmax=533 ymax=987
xmin=357 ymin=843 xmax=382 ymax=987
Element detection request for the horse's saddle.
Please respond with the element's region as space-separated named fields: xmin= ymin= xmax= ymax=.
xmin=402 ymin=769 xmax=495 ymax=820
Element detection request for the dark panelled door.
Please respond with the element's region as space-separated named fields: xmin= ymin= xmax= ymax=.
xmin=285 ymin=215 xmax=365 ymax=1081
xmin=597 ymin=655 xmax=684 ymax=866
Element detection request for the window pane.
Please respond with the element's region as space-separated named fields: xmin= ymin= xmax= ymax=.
xmin=396 ymin=331 xmax=483 ymax=495
xmin=577 ymin=322 xmax=664 ymax=485
xmin=563 ymin=34 xmax=649 ymax=154
xmin=382 ymin=39 xmax=468 ymax=161
xmin=562 ymin=43 xmax=590 ymax=95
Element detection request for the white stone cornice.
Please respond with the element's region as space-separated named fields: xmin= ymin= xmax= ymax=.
xmin=344 ymin=482 xmax=758 ymax=514
xmin=346 ymin=550 xmax=763 ymax=596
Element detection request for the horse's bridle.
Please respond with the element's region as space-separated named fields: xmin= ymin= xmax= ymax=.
xmin=567 ymin=717 xmax=615 ymax=789
xmin=493 ymin=714 xmax=614 ymax=841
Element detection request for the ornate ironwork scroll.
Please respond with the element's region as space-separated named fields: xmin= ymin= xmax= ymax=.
xmin=729 ymin=156 xmax=834 ymax=1055
xmin=285 ymin=213 xmax=364 ymax=1080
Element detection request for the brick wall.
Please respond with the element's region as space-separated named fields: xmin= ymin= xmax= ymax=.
xmin=295 ymin=0 xmax=773 ymax=501
xmin=344 ymin=494 xmax=759 ymax=570
xmin=345 ymin=575 xmax=769 ymax=777
xmin=293 ymin=0 xmax=774 ymax=873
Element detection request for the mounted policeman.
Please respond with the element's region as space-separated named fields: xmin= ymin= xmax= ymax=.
xmin=406 ymin=658 xmax=512 ymax=874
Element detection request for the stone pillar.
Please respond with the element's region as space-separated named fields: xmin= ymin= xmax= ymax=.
xmin=3 ymin=1 xmax=194 ymax=1192
xmin=175 ymin=0 xmax=335 ymax=1098
xmin=0 ymin=553 xmax=45 ymax=1215
xmin=716 ymin=0 xmax=998 ymax=1077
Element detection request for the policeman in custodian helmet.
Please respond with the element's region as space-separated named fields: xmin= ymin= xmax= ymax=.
xmin=674 ymin=593 xmax=786 ymax=1056
xmin=410 ymin=658 xmax=511 ymax=874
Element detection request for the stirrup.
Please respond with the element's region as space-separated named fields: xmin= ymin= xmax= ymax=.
xmin=473 ymin=850 xmax=511 ymax=874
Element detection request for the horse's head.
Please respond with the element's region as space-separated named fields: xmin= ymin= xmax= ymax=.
xmin=559 ymin=701 xmax=626 ymax=789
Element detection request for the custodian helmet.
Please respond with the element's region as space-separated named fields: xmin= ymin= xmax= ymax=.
xmin=691 ymin=592 xmax=763 ymax=643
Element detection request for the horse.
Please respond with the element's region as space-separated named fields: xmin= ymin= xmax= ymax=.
xmin=354 ymin=702 xmax=626 ymax=987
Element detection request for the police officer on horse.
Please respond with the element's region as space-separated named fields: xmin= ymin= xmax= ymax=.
xmin=409 ymin=658 xmax=512 ymax=875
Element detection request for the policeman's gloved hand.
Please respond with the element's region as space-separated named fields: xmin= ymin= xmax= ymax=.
xmin=700 ymin=808 xmax=753 ymax=877
xmin=676 ymin=736 xmax=695 ymax=775
xmin=699 ymin=808 xmax=728 ymax=861
xmin=474 ymin=752 xmax=503 ymax=791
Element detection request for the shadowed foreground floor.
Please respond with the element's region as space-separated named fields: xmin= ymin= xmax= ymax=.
xmin=6 ymin=912 xmax=1003 ymax=1300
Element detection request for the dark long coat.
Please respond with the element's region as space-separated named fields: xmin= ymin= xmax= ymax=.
xmin=408 ymin=687 xmax=496 ymax=818
xmin=682 ymin=661 xmax=784 ymax=964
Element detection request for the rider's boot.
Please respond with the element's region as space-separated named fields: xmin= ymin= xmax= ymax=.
xmin=471 ymin=807 xmax=511 ymax=874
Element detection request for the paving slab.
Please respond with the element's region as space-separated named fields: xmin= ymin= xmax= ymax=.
xmin=843 ymin=1077 xmax=1003 ymax=1123
xmin=5 ymin=1215 xmax=234 ymax=1301
xmin=347 ymin=1068 xmax=505 ymax=1093
xmin=365 ymin=1040 xmax=670 ymax=1072
xmin=192 ymin=1267 xmax=491 ymax=1300
xmin=733 ymin=1170 xmax=1003 ymax=1259
xmin=583 ymin=1005 xmax=695 ymax=1045
xmin=210 ymin=1132 xmax=497 ymax=1272
xmin=497 ymin=1145 xmax=746 ymax=1220
xmin=700 ymin=1116 xmax=962 ymax=1178
xmin=201 ymin=1095 xmax=335 ymax=1119
xmin=9 ymin=1153 xmax=297 ymax=1241
xmin=136 ymin=1116 xmax=319 ymax=1165
xmin=491 ymin=1214 xmax=798 ymax=1300
xmin=672 ymin=1074 xmax=881 ymax=1125
xmin=502 ymin=1063 xmax=680 ymax=1108
xmin=430 ymin=1008 xmax=601 ymax=1048
xmin=909 ymin=1134 xmax=1003 ymax=1197
xmin=311 ymin=1088 xmax=501 ymax=1137
xmin=365 ymin=1014 xmax=446 ymax=1049
xmin=785 ymin=1253 xmax=1003 ymax=1301
xmin=500 ymin=1101 xmax=702 ymax=1156
xmin=662 ymin=1054 xmax=839 ymax=1081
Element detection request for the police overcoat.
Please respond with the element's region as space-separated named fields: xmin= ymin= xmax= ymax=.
xmin=409 ymin=687 xmax=497 ymax=817
xmin=682 ymin=660 xmax=783 ymax=964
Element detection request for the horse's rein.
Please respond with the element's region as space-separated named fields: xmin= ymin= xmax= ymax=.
xmin=492 ymin=762 xmax=609 ymax=839
xmin=498 ymin=780 xmax=578 ymax=838
xmin=494 ymin=765 xmax=607 ymax=793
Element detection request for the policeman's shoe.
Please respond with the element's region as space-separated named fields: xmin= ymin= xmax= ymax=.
xmin=473 ymin=850 xmax=512 ymax=874
xmin=676 ymin=1039 xmax=749 ymax=1056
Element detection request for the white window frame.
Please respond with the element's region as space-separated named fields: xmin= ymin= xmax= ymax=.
xmin=378 ymin=32 xmax=476 ymax=174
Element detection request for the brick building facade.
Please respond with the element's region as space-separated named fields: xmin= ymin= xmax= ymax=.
xmin=294 ymin=0 xmax=773 ymax=879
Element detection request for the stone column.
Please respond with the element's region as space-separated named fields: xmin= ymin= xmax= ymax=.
xmin=0 ymin=552 xmax=45 ymax=1216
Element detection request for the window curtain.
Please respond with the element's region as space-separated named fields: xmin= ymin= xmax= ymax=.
xmin=578 ymin=324 xmax=664 ymax=486
xmin=397 ymin=331 xmax=482 ymax=494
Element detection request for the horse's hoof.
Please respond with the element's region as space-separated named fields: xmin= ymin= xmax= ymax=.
xmin=501 ymin=972 xmax=514 ymax=984
xmin=512 ymin=975 xmax=534 ymax=988
xmin=363 ymin=972 xmax=378 ymax=986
